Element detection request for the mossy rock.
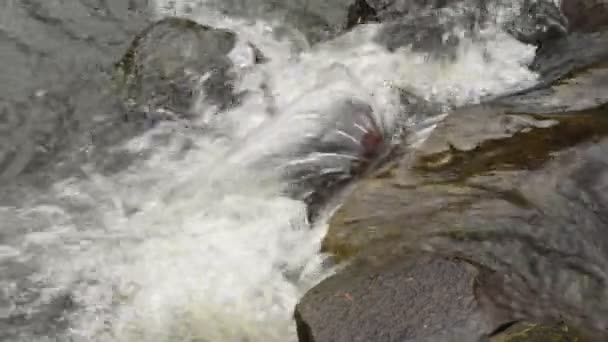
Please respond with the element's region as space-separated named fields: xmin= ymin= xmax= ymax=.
xmin=322 ymin=103 xmax=608 ymax=263
xmin=491 ymin=322 xmax=590 ymax=342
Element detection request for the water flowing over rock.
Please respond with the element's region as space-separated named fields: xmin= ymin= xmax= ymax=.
xmin=373 ymin=8 xmax=470 ymax=60
xmin=502 ymin=0 xmax=567 ymax=46
xmin=0 ymin=0 xmax=150 ymax=184
xmin=160 ymin=0 xmax=361 ymax=45
xmin=501 ymin=31 xmax=608 ymax=113
xmin=297 ymin=27 xmax=608 ymax=342
xmin=361 ymin=0 xmax=567 ymax=51
xmin=114 ymin=17 xmax=240 ymax=120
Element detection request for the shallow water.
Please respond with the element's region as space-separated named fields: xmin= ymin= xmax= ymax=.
xmin=0 ymin=0 xmax=540 ymax=341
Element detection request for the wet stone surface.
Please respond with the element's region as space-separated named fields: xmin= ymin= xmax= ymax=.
xmin=298 ymin=22 xmax=608 ymax=342
xmin=561 ymin=0 xmax=608 ymax=33
xmin=113 ymin=17 xmax=239 ymax=118
xmin=295 ymin=252 xmax=498 ymax=342
xmin=0 ymin=0 xmax=151 ymax=186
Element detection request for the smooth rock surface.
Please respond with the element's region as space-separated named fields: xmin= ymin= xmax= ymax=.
xmin=502 ymin=0 xmax=567 ymax=46
xmin=561 ymin=0 xmax=608 ymax=32
xmin=514 ymin=31 xmax=608 ymax=109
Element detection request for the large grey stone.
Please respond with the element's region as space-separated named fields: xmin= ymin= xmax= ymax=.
xmin=113 ymin=17 xmax=238 ymax=118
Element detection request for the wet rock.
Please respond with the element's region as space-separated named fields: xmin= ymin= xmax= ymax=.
xmin=312 ymin=39 xmax=608 ymax=340
xmin=0 ymin=0 xmax=150 ymax=100
xmin=497 ymin=31 xmax=608 ymax=113
xmin=561 ymin=0 xmax=608 ymax=33
xmin=529 ymin=30 xmax=608 ymax=83
xmin=269 ymin=9 xmax=335 ymax=49
xmin=363 ymin=0 xmax=457 ymax=21
xmin=0 ymin=92 xmax=75 ymax=184
xmin=113 ymin=17 xmax=239 ymax=119
xmin=240 ymin=96 xmax=395 ymax=223
xmin=503 ymin=0 xmax=567 ymax=46
xmin=186 ymin=0 xmax=359 ymax=45
xmin=295 ymin=252 xmax=499 ymax=342
xmin=367 ymin=1 xmax=484 ymax=60
xmin=373 ymin=8 xmax=466 ymax=60
xmin=366 ymin=0 xmax=565 ymax=53
xmin=321 ymin=105 xmax=608 ymax=339
xmin=496 ymin=62 xmax=608 ymax=114
xmin=489 ymin=322 xmax=591 ymax=342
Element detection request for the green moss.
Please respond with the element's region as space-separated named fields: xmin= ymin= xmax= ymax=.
xmin=491 ymin=322 xmax=589 ymax=342
xmin=415 ymin=106 xmax=608 ymax=181
xmin=320 ymin=235 xmax=359 ymax=262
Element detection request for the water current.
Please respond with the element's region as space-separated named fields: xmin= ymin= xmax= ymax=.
xmin=0 ymin=0 xmax=546 ymax=341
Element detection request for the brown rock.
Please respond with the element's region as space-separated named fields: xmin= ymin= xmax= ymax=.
xmin=561 ymin=0 xmax=608 ymax=32
xmin=318 ymin=57 xmax=608 ymax=339
xmin=298 ymin=19 xmax=608 ymax=342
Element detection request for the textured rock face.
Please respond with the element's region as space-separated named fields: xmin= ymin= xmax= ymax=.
xmin=561 ymin=0 xmax=608 ymax=32
xmin=0 ymin=0 xmax=150 ymax=184
xmin=373 ymin=9 xmax=467 ymax=60
xmin=363 ymin=0 xmax=456 ymax=21
xmin=113 ymin=18 xmax=239 ymax=118
xmin=503 ymin=0 xmax=567 ymax=46
xmin=295 ymin=253 xmax=499 ymax=342
xmin=489 ymin=322 xmax=592 ymax=342
xmin=364 ymin=0 xmax=567 ymax=48
xmin=296 ymin=28 xmax=608 ymax=342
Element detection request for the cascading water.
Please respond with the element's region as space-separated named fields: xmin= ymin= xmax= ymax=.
xmin=0 ymin=0 xmax=543 ymax=341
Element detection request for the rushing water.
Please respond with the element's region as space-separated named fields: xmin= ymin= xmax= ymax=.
xmin=0 ymin=1 xmax=542 ymax=341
